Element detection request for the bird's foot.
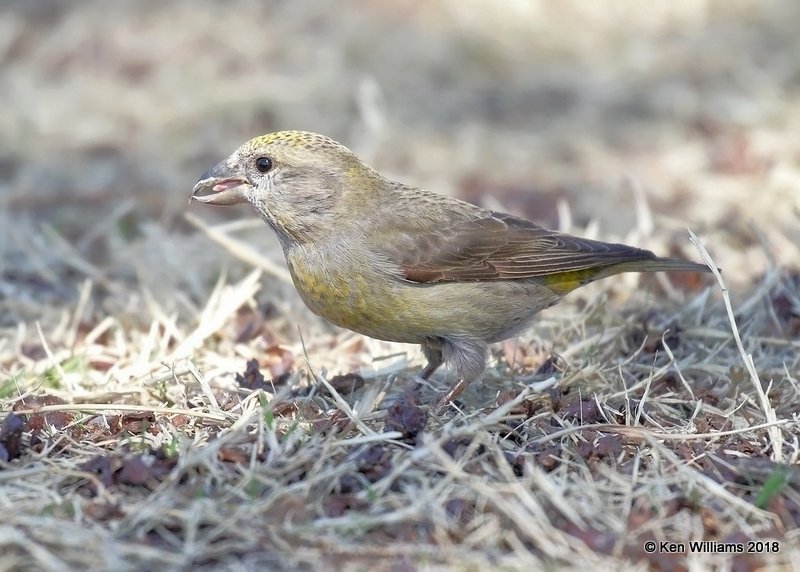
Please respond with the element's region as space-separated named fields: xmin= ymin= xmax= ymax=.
xmin=399 ymin=375 xmax=429 ymax=405
xmin=431 ymin=378 xmax=470 ymax=413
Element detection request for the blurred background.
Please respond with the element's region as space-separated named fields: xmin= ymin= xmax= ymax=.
xmin=2 ymin=0 xmax=799 ymax=334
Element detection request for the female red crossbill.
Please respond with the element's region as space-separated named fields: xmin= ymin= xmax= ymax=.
xmin=192 ymin=131 xmax=709 ymax=401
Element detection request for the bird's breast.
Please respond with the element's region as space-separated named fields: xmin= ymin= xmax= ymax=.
xmin=284 ymin=248 xmax=424 ymax=343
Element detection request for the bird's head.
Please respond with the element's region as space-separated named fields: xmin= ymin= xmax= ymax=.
xmin=192 ymin=131 xmax=383 ymax=246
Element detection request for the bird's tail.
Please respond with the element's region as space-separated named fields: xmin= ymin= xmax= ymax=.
xmin=542 ymin=256 xmax=712 ymax=294
xmin=589 ymin=257 xmax=713 ymax=284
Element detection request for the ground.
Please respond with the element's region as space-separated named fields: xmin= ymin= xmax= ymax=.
xmin=1 ymin=0 xmax=799 ymax=570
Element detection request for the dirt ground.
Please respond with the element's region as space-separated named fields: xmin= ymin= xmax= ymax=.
xmin=1 ymin=1 xmax=799 ymax=570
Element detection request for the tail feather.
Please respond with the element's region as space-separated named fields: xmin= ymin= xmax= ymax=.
xmin=596 ymin=256 xmax=712 ymax=280
xmin=542 ymin=256 xmax=712 ymax=294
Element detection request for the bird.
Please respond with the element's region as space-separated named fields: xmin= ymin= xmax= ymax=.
xmin=192 ymin=130 xmax=710 ymax=404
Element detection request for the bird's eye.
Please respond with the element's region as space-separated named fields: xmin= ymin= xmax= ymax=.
xmin=255 ymin=157 xmax=272 ymax=173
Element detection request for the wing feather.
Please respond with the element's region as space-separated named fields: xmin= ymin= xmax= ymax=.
xmin=386 ymin=211 xmax=656 ymax=284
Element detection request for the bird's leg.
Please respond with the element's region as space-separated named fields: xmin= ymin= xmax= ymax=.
xmin=431 ymin=337 xmax=487 ymax=411
xmin=402 ymin=338 xmax=444 ymax=402
xmin=437 ymin=378 xmax=471 ymax=407
xmin=419 ymin=341 xmax=444 ymax=380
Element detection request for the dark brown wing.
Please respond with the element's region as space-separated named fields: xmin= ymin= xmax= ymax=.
xmin=385 ymin=211 xmax=657 ymax=284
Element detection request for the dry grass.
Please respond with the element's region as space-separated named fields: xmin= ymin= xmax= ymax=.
xmin=2 ymin=0 xmax=800 ymax=570
xmin=1 ymin=216 xmax=798 ymax=570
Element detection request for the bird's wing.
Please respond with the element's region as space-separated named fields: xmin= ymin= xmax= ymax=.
xmin=382 ymin=211 xmax=657 ymax=284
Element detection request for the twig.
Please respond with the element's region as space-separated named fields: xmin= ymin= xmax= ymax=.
xmin=184 ymin=212 xmax=293 ymax=284
xmin=688 ymin=230 xmax=784 ymax=463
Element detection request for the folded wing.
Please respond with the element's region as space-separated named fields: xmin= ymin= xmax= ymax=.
xmin=382 ymin=211 xmax=659 ymax=284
